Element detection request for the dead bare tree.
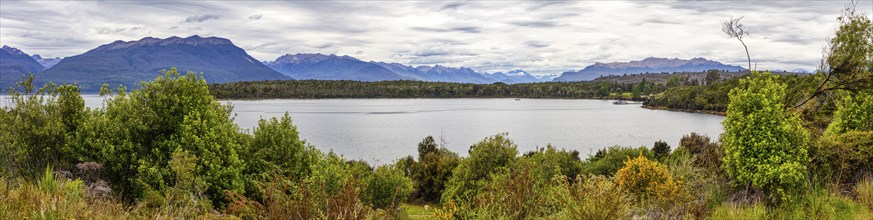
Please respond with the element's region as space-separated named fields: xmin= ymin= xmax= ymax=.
xmin=722 ymin=16 xmax=752 ymax=71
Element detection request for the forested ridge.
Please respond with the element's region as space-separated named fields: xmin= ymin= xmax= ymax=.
xmin=1 ymin=5 xmax=872 ymax=220
xmin=209 ymin=79 xmax=670 ymax=100
xmin=644 ymin=73 xmax=819 ymax=114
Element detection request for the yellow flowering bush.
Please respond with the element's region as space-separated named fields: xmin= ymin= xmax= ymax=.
xmin=615 ymin=154 xmax=686 ymax=203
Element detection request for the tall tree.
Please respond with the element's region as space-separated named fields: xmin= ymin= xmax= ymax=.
xmin=722 ymin=72 xmax=809 ymax=205
xmin=796 ymin=3 xmax=873 ymax=107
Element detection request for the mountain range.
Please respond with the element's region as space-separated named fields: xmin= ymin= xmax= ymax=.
xmin=553 ymin=57 xmax=745 ymax=81
xmin=1 ymin=45 xmax=45 ymax=89
xmin=264 ymin=53 xmax=538 ymax=84
xmin=1 ymin=35 xmax=753 ymax=92
xmin=33 ymin=35 xmax=290 ymax=91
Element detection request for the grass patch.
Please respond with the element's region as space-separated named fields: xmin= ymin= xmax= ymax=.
xmin=769 ymin=189 xmax=869 ymax=220
xmin=710 ymin=203 xmax=767 ymax=220
xmin=403 ymin=203 xmax=435 ymax=219
xmin=857 ymin=179 xmax=873 ymax=211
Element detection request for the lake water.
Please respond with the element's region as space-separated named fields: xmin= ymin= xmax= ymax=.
xmin=4 ymin=96 xmax=725 ymax=165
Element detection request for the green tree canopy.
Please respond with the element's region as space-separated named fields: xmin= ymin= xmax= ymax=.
xmin=74 ymin=68 xmax=247 ymax=205
xmin=243 ymin=113 xmax=314 ymax=199
xmin=410 ymin=136 xmax=460 ymax=203
xmin=722 ymin=72 xmax=810 ymax=204
xmin=441 ymin=134 xmax=518 ymax=206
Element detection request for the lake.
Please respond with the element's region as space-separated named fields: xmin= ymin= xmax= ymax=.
xmin=4 ymin=96 xmax=725 ymax=165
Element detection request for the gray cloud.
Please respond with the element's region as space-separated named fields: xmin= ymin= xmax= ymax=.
xmin=246 ymin=42 xmax=278 ymax=51
xmin=19 ymin=30 xmax=40 ymax=38
xmin=510 ymin=21 xmax=559 ymax=28
xmin=412 ymin=26 xmax=481 ymax=33
xmin=525 ymin=40 xmax=550 ymax=48
xmin=1 ymin=1 xmax=867 ymax=75
xmin=184 ymin=14 xmax=220 ymax=23
xmin=643 ymin=17 xmax=683 ymax=25
xmin=313 ymin=43 xmax=332 ymax=49
xmin=414 ymin=49 xmax=451 ymax=57
xmin=440 ymin=2 xmax=464 ymax=11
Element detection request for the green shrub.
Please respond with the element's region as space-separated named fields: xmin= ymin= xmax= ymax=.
xmin=582 ymin=145 xmax=654 ymax=176
xmin=522 ymin=145 xmax=582 ymax=183
xmin=410 ymin=136 xmax=460 ymax=203
xmin=677 ymin=132 xmax=723 ymax=173
xmin=363 ymin=165 xmax=413 ymax=210
xmin=417 ymin=136 xmax=439 ymax=159
xmin=441 ymin=134 xmax=518 ymax=207
xmin=347 ymin=159 xmax=374 ymax=179
xmin=722 ymin=72 xmax=810 ymax=204
xmin=811 ymin=131 xmax=873 ymax=185
xmin=73 ymin=69 xmax=247 ymax=205
xmin=0 ymin=75 xmax=85 ymax=178
xmin=469 ymin=159 xmax=568 ymax=219
xmin=661 ymin=149 xmax=723 ymax=218
xmin=260 ymin=151 xmax=370 ymax=219
xmin=652 ymin=140 xmax=671 ymax=160
xmin=558 ymin=175 xmax=630 ymax=220
xmin=827 ymin=91 xmax=873 ymax=134
xmin=243 ymin=113 xmax=312 ymax=199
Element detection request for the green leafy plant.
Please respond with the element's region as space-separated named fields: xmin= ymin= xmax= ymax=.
xmin=826 ymin=91 xmax=873 ymax=134
xmin=243 ymin=113 xmax=313 ymax=199
xmin=441 ymin=134 xmax=518 ymax=209
xmin=722 ymin=72 xmax=810 ymax=204
xmin=558 ymin=175 xmax=629 ymax=220
xmin=652 ymin=140 xmax=671 ymax=160
xmin=73 ymin=68 xmax=247 ymax=205
xmin=410 ymin=136 xmax=460 ymax=203
xmin=362 ymin=165 xmax=413 ymax=210
xmin=582 ymin=145 xmax=654 ymax=176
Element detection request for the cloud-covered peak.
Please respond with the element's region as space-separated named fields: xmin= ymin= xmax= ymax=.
xmin=272 ymin=53 xmax=361 ymax=65
xmin=94 ymin=35 xmax=233 ymax=51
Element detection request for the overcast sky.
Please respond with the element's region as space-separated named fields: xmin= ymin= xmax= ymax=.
xmin=1 ymin=1 xmax=870 ymax=75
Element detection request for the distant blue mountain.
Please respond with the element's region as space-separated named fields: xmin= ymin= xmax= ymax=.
xmin=37 ymin=35 xmax=290 ymax=92
xmin=553 ymin=57 xmax=745 ymax=82
xmin=267 ymin=54 xmax=409 ymax=81
xmin=1 ymin=45 xmax=45 ymax=89
xmin=267 ymin=53 xmax=543 ymax=84
xmin=415 ymin=65 xmax=495 ymax=84
xmin=483 ymin=70 xmax=541 ymax=84
xmin=31 ymin=54 xmax=62 ymax=68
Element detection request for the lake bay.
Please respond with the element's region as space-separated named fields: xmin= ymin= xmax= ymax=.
xmin=231 ymin=98 xmax=725 ymax=164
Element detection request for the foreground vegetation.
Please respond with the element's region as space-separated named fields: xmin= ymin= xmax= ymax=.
xmin=2 ymin=5 xmax=872 ymax=220
xmin=3 ymin=69 xmax=872 ymax=219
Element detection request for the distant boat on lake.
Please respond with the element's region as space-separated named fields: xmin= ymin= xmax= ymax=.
xmin=613 ymin=99 xmax=641 ymax=105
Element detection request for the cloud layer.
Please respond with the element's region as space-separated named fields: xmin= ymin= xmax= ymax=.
xmin=1 ymin=1 xmax=869 ymax=75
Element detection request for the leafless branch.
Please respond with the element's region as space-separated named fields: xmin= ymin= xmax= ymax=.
xmin=723 ymin=16 xmax=752 ymax=71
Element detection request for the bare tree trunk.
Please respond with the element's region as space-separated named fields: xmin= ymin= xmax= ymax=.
xmin=739 ymin=38 xmax=751 ymax=71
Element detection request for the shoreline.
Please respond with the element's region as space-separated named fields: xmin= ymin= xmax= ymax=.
xmin=641 ymin=105 xmax=727 ymax=116
xmin=209 ymin=96 xmax=642 ymax=101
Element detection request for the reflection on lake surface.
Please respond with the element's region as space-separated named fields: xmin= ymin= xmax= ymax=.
xmin=4 ymin=95 xmax=725 ymax=165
